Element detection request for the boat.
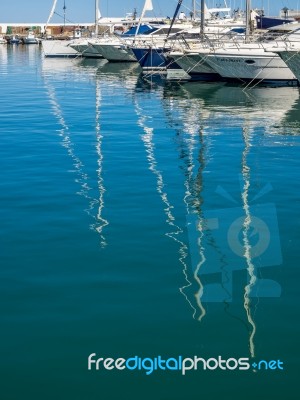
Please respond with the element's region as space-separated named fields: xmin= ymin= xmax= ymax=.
xmin=275 ymin=49 xmax=300 ymax=83
xmin=256 ymin=15 xmax=295 ymax=30
xmin=42 ymin=30 xmax=82 ymax=58
xmin=8 ymin=35 xmax=21 ymax=44
xmin=89 ymin=24 xmax=155 ymax=62
xmin=200 ymin=45 xmax=297 ymax=84
xmin=132 ymin=0 xmax=245 ymax=77
xmin=267 ymin=28 xmax=300 ymax=84
xmin=0 ymin=35 xmax=7 ymax=44
xmin=23 ymin=30 xmax=40 ymax=44
xmin=169 ymin=1 xmax=298 ymax=84
xmin=69 ymin=38 xmax=103 ymax=58
xmin=42 ymin=0 xmax=87 ymax=57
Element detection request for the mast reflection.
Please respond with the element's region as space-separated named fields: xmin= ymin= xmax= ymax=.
xmin=42 ymin=58 xmax=108 ymax=246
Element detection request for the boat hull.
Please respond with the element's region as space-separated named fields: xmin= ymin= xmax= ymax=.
xmin=170 ymin=51 xmax=221 ymax=80
xmin=132 ymin=47 xmax=181 ymax=72
xmin=69 ymin=42 xmax=103 ymax=58
xmin=277 ymin=51 xmax=300 ymax=84
xmin=203 ymin=50 xmax=297 ymax=83
xmin=42 ymin=40 xmax=80 ymax=58
xmin=95 ymin=43 xmax=136 ymax=62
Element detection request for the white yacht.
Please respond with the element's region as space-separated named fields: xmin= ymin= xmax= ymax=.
xmin=42 ymin=38 xmax=80 ymax=58
xmin=275 ymin=49 xmax=300 ymax=83
xmin=69 ymin=38 xmax=103 ymax=58
xmin=200 ymin=44 xmax=297 ymax=83
xmin=267 ymin=28 xmax=300 ymax=84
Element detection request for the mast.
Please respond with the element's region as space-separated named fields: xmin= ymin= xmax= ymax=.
xmin=192 ymin=0 xmax=196 ymax=19
xmin=63 ymin=0 xmax=66 ymax=28
xmin=166 ymin=0 xmax=183 ymax=39
xmin=45 ymin=0 xmax=58 ymax=32
xmin=95 ymin=0 xmax=99 ymax=36
xmin=135 ymin=0 xmax=153 ymax=39
xmin=200 ymin=0 xmax=205 ymax=38
xmin=245 ymin=0 xmax=251 ymax=39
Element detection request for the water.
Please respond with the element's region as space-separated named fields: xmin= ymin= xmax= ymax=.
xmin=1 ymin=45 xmax=300 ymax=400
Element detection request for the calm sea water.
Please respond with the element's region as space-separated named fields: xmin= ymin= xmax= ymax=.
xmin=1 ymin=45 xmax=300 ymax=400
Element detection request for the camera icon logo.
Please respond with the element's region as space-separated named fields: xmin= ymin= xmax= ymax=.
xmin=187 ymin=191 xmax=282 ymax=303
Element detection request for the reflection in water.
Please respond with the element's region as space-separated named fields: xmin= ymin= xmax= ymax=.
xmin=42 ymin=57 xmax=300 ymax=356
xmin=132 ymin=90 xmax=198 ymax=317
xmin=42 ymin=58 xmax=108 ymax=246
xmin=92 ymin=77 xmax=108 ymax=247
xmin=160 ymin=80 xmax=300 ymax=357
xmin=187 ymin=129 xmax=207 ymax=322
xmin=165 ymin=82 xmax=300 ymax=137
xmin=241 ymin=125 xmax=257 ymax=359
xmin=162 ymin=86 xmax=233 ymax=322
xmin=0 ymin=45 xmax=8 ymax=74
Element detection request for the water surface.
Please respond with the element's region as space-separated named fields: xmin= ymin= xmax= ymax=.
xmin=1 ymin=45 xmax=300 ymax=400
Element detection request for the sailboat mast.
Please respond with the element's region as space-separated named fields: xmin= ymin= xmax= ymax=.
xmin=200 ymin=0 xmax=205 ymax=38
xmin=45 ymin=0 xmax=58 ymax=32
xmin=63 ymin=0 xmax=66 ymax=27
xmin=245 ymin=0 xmax=251 ymax=39
xmin=192 ymin=0 xmax=196 ymax=19
xmin=95 ymin=0 xmax=99 ymax=36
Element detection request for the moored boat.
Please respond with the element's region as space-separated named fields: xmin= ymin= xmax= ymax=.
xmin=23 ymin=30 xmax=40 ymax=44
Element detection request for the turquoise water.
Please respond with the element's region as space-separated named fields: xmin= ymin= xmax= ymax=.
xmin=1 ymin=45 xmax=300 ymax=400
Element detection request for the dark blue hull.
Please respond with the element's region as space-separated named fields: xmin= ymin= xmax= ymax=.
xmin=256 ymin=16 xmax=294 ymax=29
xmin=132 ymin=47 xmax=181 ymax=71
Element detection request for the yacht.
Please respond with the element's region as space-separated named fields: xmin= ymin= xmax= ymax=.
xmin=267 ymin=28 xmax=300 ymax=84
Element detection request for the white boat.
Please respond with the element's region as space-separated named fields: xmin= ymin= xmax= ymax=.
xmin=266 ymin=28 xmax=300 ymax=84
xmin=0 ymin=35 xmax=7 ymax=44
xmin=42 ymin=0 xmax=91 ymax=58
xmin=274 ymin=50 xmax=300 ymax=83
xmin=169 ymin=48 xmax=221 ymax=80
xmin=42 ymin=37 xmax=80 ymax=57
xmin=93 ymin=40 xmax=137 ymax=62
xmin=170 ymin=21 xmax=300 ymax=83
xmin=69 ymin=38 xmax=103 ymax=58
xmin=23 ymin=30 xmax=39 ymax=44
xmin=201 ymin=44 xmax=297 ymax=83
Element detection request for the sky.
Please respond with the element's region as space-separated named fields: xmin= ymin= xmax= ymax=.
xmin=0 ymin=1 xmax=299 ymax=23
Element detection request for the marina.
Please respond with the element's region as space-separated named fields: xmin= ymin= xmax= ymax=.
xmin=1 ymin=1 xmax=300 ymax=400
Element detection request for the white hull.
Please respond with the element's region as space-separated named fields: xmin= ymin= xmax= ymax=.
xmin=277 ymin=50 xmax=300 ymax=83
xmin=42 ymin=40 xmax=79 ymax=57
xmin=93 ymin=43 xmax=136 ymax=62
xmin=69 ymin=41 xmax=103 ymax=58
xmin=203 ymin=48 xmax=296 ymax=82
xmin=170 ymin=51 xmax=218 ymax=75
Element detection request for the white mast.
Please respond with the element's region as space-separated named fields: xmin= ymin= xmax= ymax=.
xmin=200 ymin=0 xmax=205 ymax=37
xmin=245 ymin=0 xmax=251 ymax=39
xmin=192 ymin=0 xmax=196 ymax=18
xmin=45 ymin=0 xmax=58 ymax=32
xmin=95 ymin=0 xmax=99 ymax=36
xmin=135 ymin=0 xmax=153 ymax=39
